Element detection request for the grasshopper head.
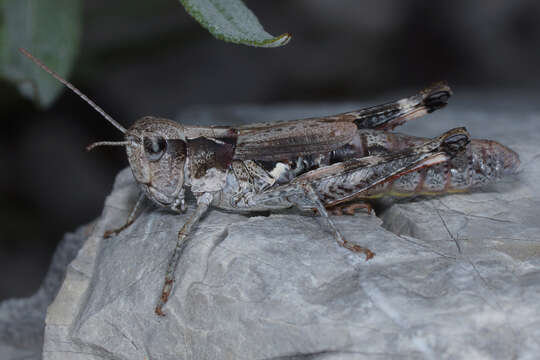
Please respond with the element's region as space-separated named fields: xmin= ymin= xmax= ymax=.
xmin=125 ymin=116 xmax=188 ymax=212
xmin=18 ymin=49 xmax=190 ymax=212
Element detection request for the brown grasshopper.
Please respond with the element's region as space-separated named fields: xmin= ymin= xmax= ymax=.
xmin=20 ymin=49 xmax=519 ymax=316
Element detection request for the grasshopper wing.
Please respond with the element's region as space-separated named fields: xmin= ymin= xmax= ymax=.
xmin=342 ymin=82 xmax=452 ymax=130
xmin=234 ymin=118 xmax=357 ymax=161
xmin=233 ymin=82 xmax=452 ymax=161
xmin=182 ymin=82 xmax=451 ymax=161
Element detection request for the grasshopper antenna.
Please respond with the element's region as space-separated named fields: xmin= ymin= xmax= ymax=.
xmin=18 ymin=48 xmax=127 ymax=134
xmin=86 ymin=141 xmax=130 ymax=151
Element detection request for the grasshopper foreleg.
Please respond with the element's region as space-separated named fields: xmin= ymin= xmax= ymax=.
xmin=302 ymin=183 xmax=375 ymax=260
xmin=104 ymin=192 xmax=146 ymax=238
xmin=155 ymin=192 xmax=213 ymax=316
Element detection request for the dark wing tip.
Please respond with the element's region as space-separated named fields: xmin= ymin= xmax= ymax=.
xmin=440 ymin=127 xmax=471 ymax=156
xmin=422 ymin=81 xmax=453 ymax=113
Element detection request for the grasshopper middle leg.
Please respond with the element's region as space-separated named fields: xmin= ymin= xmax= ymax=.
xmin=302 ymin=183 xmax=375 ymax=260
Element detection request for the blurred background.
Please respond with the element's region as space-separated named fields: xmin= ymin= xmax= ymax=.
xmin=1 ymin=0 xmax=540 ymax=300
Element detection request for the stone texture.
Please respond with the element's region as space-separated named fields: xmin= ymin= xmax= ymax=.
xmin=5 ymin=97 xmax=539 ymax=359
xmin=0 ymin=224 xmax=91 ymax=360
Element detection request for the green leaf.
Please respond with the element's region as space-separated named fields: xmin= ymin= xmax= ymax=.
xmin=0 ymin=0 xmax=82 ymax=108
xmin=179 ymin=0 xmax=291 ymax=47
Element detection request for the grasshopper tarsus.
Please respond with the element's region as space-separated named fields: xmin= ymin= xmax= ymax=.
xmin=155 ymin=278 xmax=175 ymax=316
xmin=363 ymin=249 xmax=376 ymax=261
xmin=155 ymin=302 xmax=167 ymax=316
xmin=329 ymin=202 xmax=373 ymax=216
xmin=103 ymin=229 xmax=117 ymax=239
xmin=103 ymin=219 xmax=132 ymax=238
xmin=340 ymin=240 xmax=375 ymax=261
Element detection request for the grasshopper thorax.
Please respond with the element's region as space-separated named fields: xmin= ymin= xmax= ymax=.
xmin=125 ymin=116 xmax=188 ymax=212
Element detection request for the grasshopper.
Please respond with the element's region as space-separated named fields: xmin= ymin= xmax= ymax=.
xmin=20 ymin=49 xmax=519 ymax=316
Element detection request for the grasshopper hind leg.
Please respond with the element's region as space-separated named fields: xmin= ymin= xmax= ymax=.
xmin=328 ymin=201 xmax=373 ymax=216
xmin=302 ymin=184 xmax=375 ymax=260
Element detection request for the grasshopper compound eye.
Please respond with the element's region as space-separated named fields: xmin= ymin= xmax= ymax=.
xmin=144 ymin=136 xmax=167 ymax=161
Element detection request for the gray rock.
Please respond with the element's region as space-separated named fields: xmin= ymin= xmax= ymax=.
xmin=26 ymin=100 xmax=540 ymax=359
xmin=0 ymin=225 xmax=91 ymax=360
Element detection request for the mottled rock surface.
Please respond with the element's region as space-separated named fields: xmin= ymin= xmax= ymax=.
xmin=0 ymin=225 xmax=91 ymax=360
xmin=4 ymin=96 xmax=539 ymax=360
